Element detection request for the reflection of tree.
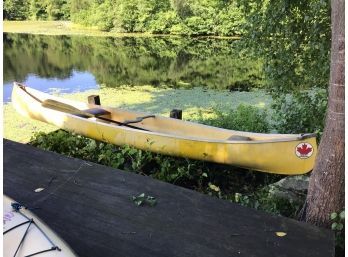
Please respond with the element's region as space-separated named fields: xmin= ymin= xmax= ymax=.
xmin=4 ymin=33 xmax=264 ymax=90
xmin=4 ymin=33 xmax=73 ymax=82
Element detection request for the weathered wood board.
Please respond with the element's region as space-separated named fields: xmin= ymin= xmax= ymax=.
xmin=3 ymin=139 xmax=334 ymax=257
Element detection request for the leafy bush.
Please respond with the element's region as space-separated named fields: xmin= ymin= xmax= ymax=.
xmin=330 ymin=210 xmax=345 ymax=255
xmin=169 ymin=23 xmax=191 ymax=35
xmin=148 ymin=11 xmax=180 ymax=34
xmin=214 ymin=5 xmax=245 ymax=36
xmin=232 ymin=189 xmax=302 ymax=218
xmin=271 ymin=88 xmax=328 ymax=137
xmin=4 ymin=0 xmax=30 ymax=20
xmin=196 ymin=104 xmax=270 ymax=133
xmin=184 ymin=16 xmax=212 ymax=36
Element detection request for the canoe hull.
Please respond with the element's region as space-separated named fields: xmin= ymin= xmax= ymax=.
xmin=12 ymin=84 xmax=317 ymax=175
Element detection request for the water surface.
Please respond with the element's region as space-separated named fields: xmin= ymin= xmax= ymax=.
xmin=4 ymin=33 xmax=264 ymax=102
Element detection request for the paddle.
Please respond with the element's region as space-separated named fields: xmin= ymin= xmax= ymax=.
xmin=41 ymin=99 xmax=152 ymax=131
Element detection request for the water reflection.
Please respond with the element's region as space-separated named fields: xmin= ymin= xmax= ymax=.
xmin=3 ymin=71 xmax=97 ymax=102
xmin=3 ymin=33 xmax=264 ymax=102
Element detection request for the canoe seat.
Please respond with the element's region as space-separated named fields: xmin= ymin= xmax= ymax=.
xmin=227 ymin=135 xmax=252 ymax=141
xmin=73 ymin=108 xmax=110 ymax=119
xmin=82 ymin=108 xmax=111 ymax=117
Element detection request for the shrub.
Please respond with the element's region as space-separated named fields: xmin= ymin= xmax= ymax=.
xmin=196 ymin=104 xmax=270 ymax=133
xmin=169 ymin=23 xmax=191 ymax=35
xmin=185 ymin=16 xmax=212 ymax=36
xmin=271 ymin=88 xmax=327 ymax=137
xmin=148 ymin=11 xmax=180 ymax=34
xmin=330 ymin=210 xmax=345 ymax=256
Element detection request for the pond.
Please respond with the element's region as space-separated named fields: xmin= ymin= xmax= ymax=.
xmin=3 ymin=33 xmax=264 ymax=102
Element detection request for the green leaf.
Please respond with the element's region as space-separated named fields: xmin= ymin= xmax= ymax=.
xmin=339 ymin=210 xmax=345 ymax=220
xmin=134 ymin=200 xmax=143 ymax=206
xmin=336 ymin=223 xmax=344 ymax=231
xmin=330 ymin=212 xmax=338 ymax=220
xmin=146 ymin=196 xmax=157 ymax=206
xmin=331 ymin=222 xmax=338 ymax=230
xmin=208 ymin=183 xmax=220 ymax=192
xmin=275 ymin=232 xmax=287 ymax=237
xmin=132 ymin=193 xmax=157 ymax=207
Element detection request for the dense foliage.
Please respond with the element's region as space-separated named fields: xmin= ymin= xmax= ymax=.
xmin=4 ymin=0 xmax=245 ymax=36
xmin=70 ymin=0 xmax=245 ymax=35
xmin=195 ymin=104 xmax=270 ymax=132
xmin=272 ymin=88 xmax=328 ymax=136
xmin=4 ymin=0 xmax=70 ymax=20
xmin=239 ymin=0 xmax=331 ymax=92
xmin=237 ymin=0 xmax=331 ymax=139
xmin=3 ymin=0 xmax=30 ymax=20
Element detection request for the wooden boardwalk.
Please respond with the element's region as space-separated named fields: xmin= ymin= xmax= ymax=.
xmin=4 ymin=139 xmax=334 ymax=257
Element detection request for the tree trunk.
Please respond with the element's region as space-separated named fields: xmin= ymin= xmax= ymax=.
xmin=304 ymin=0 xmax=345 ymax=227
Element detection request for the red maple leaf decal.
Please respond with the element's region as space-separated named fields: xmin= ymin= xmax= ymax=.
xmin=297 ymin=144 xmax=312 ymax=155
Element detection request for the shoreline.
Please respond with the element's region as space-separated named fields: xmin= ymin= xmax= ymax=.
xmin=3 ymin=21 xmax=241 ymax=40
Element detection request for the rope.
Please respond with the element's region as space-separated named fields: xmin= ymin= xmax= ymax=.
xmin=24 ymin=246 xmax=61 ymax=257
xmin=3 ymin=220 xmax=31 ymax=235
xmin=13 ymin=219 xmax=33 ymax=257
xmin=19 ymin=85 xmax=43 ymax=104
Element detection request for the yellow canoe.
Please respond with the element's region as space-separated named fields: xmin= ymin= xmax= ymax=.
xmin=12 ymin=82 xmax=317 ymax=175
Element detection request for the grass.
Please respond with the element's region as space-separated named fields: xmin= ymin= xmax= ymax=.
xmin=3 ymin=21 xmax=240 ymax=39
xmin=4 ymin=85 xmax=272 ymax=142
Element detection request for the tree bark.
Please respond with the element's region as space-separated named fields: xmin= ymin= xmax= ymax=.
xmin=304 ymin=0 xmax=345 ymax=227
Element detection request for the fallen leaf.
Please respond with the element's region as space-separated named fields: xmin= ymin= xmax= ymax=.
xmin=208 ymin=183 xmax=220 ymax=192
xmin=275 ymin=232 xmax=287 ymax=237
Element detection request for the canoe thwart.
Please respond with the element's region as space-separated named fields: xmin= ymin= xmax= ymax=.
xmin=227 ymin=135 xmax=252 ymax=141
xmin=170 ymin=109 xmax=182 ymax=120
xmin=88 ymin=95 xmax=101 ymax=105
xmin=123 ymin=115 xmax=155 ymax=125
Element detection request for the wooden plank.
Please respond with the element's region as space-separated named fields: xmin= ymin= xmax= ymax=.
xmin=3 ymin=139 xmax=334 ymax=257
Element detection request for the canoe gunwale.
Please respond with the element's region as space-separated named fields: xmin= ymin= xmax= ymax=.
xmin=299 ymin=133 xmax=317 ymax=140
